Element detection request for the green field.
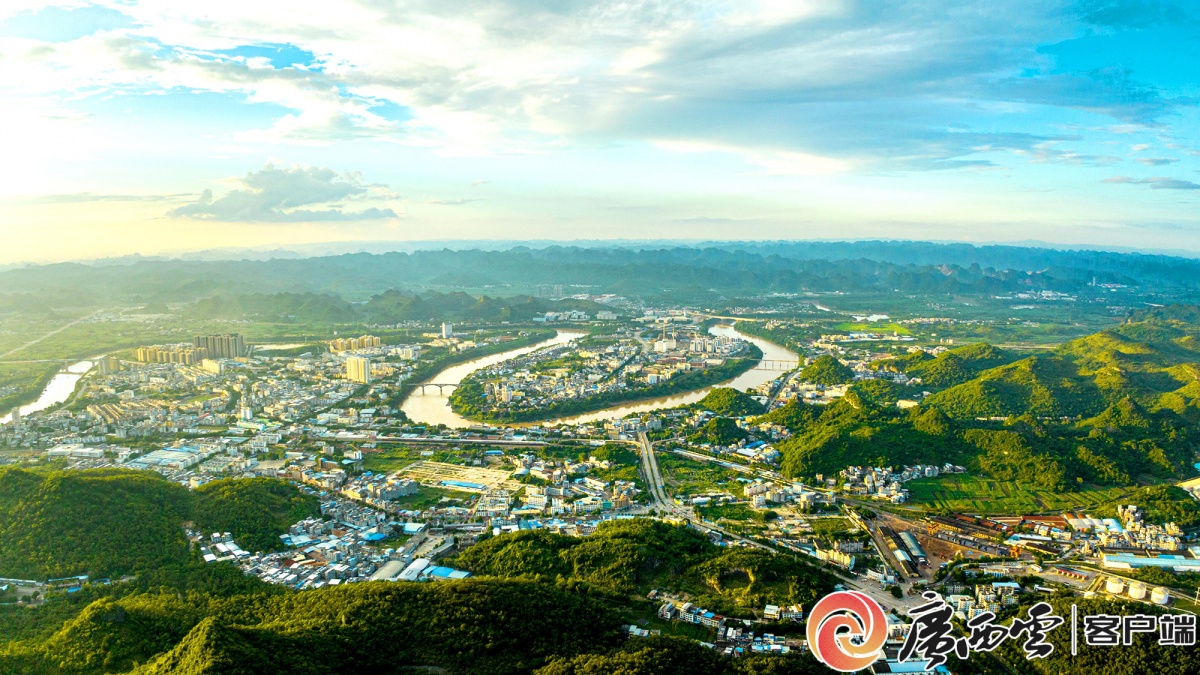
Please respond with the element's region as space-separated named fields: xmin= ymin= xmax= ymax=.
xmin=659 ymin=453 xmax=743 ymax=497
xmin=906 ymin=475 xmax=1136 ymax=515
xmin=833 ymin=321 xmax=912 ymax=335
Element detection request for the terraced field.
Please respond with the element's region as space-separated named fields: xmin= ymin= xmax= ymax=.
xmin=906 ymin=475 xmax=1136 ymax=514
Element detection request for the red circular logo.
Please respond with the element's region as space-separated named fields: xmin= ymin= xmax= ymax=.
xmin=807 ymin=591 xmax=888 ymax=672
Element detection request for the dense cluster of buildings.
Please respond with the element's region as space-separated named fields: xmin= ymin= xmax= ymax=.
xmin=328 ymin=335 xmax=382 ymax=352
xmin=134 ymin=334 xmax=248 ymax=365
xmin=839 ymin=464 xmax=967 ymax=503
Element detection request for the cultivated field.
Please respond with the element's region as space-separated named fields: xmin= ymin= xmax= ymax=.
xmin=906 ymin=475 xmax=1135 ymax=515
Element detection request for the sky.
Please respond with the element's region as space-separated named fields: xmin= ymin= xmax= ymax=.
xmin=0 ymin=0 xmax=1198 ymax=264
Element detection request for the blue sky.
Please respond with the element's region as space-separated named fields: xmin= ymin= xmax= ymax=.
xmin=0 ymin=0 xmax=1197 ymax=263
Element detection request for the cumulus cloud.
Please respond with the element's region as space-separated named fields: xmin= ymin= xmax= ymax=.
xmin=1103 ymin=175 xmax=1200 ymax=190
xmin=1 ymin=0 xmax=1197 ymax=198
xmin=169 ymin=164 xmax=399 ymax=221
xmin=3 ymin=0 xmax=1192 ymax=170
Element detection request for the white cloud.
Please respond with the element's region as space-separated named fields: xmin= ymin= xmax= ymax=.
xmin=654 ymin=140 xmax=849 ymax=175
xmin=169 ymin=163 xmax=400 ymax=221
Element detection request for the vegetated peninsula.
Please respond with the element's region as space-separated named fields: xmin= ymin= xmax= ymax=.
xmin=449 ymin=330 xmax=764 ymax=423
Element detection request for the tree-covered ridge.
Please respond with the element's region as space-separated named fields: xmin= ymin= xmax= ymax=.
xmin=989 ymin=596 xmax=1200 ymax=675
xmin=753 ymin=399 xmax=819 ymax=432
xmin=451 ymin=519 xmax=836 ymax=611
xmin=871 ymin=342 xmax=1018 ymax=389
xmin=0 ymin=469 xmax=192 ymax=580
xmin=0 ymin=580 xmax=623 ymax=675
xmin=798 ymin=355 xmax=855 ymax=385
xmin=846 ymin=378 xmax=918 ymax=406
xmin=1091 ymin=485 xmax=1200 ymax=526
xmin=689 ymin=417 xmax=750 ymax=446
xmin=925 ymin=310 xmax=1200 ymax=419
xmin=774 ymin=394 xmax=1199 ymax=494
xmin=192 ymin=478 xmax=322 ymax=553
xmin=695 ymin=387 xmax=765 ymax=417
xmin=587 ymin=443 xmax=639 ymax=466
xmin=0 ymin=469 xmax=318 ymax=580
xmin=536 ymin=635 xmax=829 ymax=675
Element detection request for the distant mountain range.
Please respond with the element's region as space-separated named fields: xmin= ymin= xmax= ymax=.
xmin=5 ymin=241 xmax=1200 ymax=307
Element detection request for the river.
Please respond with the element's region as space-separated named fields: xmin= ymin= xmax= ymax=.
xmin=399 ymin=331 xmax=586 ymax=427
xmin=1 ymin=360 xmax=94 ymax=425
xmin=399 ymin=323 xmax=799 ymax=428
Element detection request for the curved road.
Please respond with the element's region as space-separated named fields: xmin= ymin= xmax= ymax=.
xmin=635 ymin=431 xmax=922 ymax=613
xmin=636 ymin=431 xmax=771 ymax=551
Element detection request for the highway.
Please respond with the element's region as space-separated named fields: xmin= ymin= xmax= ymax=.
xmin=637 ymin=431 xmax=684 ymax=516
xmin=0 ymin=309 xmax=107 ymax=361
xmin=637 ymin=433 xmax=846 ymax=558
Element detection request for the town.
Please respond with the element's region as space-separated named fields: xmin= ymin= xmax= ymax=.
xmin=5 ymin=297 xmax=1199 ymax=673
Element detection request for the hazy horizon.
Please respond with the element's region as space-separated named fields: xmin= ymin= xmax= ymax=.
xmin=10 ymin=235 xmax=1200 ymax=269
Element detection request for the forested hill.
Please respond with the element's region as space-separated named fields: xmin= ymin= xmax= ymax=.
xmin=0 ymin=469 xmax=318 ymax=580
xmin=5 ymin=242 xmax=1200 ymax=307
xmin=452 ymin=519 xmax=837 ymax=613
xmin=924 ymin=306 xmax=1200 ymax=419
xmin=771 ymin=309 xmax=1200 ymax=498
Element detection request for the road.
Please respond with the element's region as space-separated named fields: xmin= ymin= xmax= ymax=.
xmin=637 ymin=431 xmax=682 ymax=515
xmin=0 ymin=309 xmax=106 ymax=361
xmin=636 ymin=432 xmax=927 ymax=613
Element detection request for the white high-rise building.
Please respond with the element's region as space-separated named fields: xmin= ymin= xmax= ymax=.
xmin=346 ymin=356 xmax=372 ymax=384
xmin=441 ymin=322 xmax=454 ymax=338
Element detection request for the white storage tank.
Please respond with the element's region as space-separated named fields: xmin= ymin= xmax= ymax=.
xmin=1128 ymin=581 xmax=1147 ymax=600
xmin=1105 ymin=577 xmax=1126 ymax=594
xmin=1151 ymin=587 xmax=1171 ymax=605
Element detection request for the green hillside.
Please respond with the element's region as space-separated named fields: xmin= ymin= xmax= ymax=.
xmin=536 ymin=636 xmax=829 ymax=675
xmin=452 ymin=519 xmax=836 ymax=613
xmin=776 ymin=401 xmax=973 ymax=479
xmin=847 ymin=378 xmax=918 ymax=406
xmin=798 ymin=355 xmax=854 ymax=385
xmin=689 ymin=417 xmax=749 ymax=446
xmin=192 ymin=479 xmax=322 ymax=553
xmin=1 ymin=580 xmax=622 ymax=675
xmin=753 ymin=399 xmax=819 ymax=432
xmin=873 ymin=343 xmax=1018 ymax=389
xmin=0 ymin=469 xmax=318 ymax=580
xmin=694 ymin=387 xmax=765 ymax=416
xmin=775 ymin=394 xmax=1199 ymax=493
xmin=926 ymin=310 xmax=1200 ymax=419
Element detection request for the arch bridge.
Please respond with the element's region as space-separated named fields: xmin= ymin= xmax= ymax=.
xmin=406 ymin=383 xmax=460 ymax=394
xmin=752 ymin=359 xmax=800 ymax=371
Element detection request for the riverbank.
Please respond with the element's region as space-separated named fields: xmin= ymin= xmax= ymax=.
xmin=449 ymin=343 xmax=764 ymax=424
xmin=0 ymin=360 xmax=96 ymax=425
xmin=388 ymin=330 xmax=557 ymax=410
xmin=0 ymin=363 xmax=61 ymax=418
